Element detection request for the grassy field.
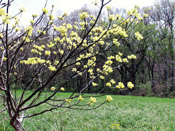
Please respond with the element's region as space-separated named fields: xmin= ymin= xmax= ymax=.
xmin=1 ymin=92 xmax=175 ymax=131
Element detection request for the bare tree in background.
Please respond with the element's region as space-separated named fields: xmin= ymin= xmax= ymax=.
xmin=0 ymin=0 xmax=144 ymax=130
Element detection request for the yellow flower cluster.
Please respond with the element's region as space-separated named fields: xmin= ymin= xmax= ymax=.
xmin=25 ymin=26 xmax=33 ymax=37
xmin=135 ymin=31 xmax=143 ymax=41
xmin=106 ymin=82 xmax=112 ymax=87
xmin=15 ymin=27 xmax=21 ymax=32
xmin=20 ymin=57 xmax=44 ymax=65
xmin=60 ymin=87 xmax=65 ymax=91
xmin=0 ymin=33 xmax=3 ymax=38
xmin=42 ymin=8 xmax=48 ymax=14
xmin=51 ymin=86 xmax=56 ymax=91
xmin=106 ymin=95 xmax=113 ymax=102
xmin=49 ymin=15 xmax=54 ymax=21
xmin=78 ymin=95 xmax=84 ymax=101
xmin=127 ymin=82 xmax=134 ymax=89
xmin=20 ymin=56 xmax=57 ymax=72
xmin=116 ymin=82 xmax=125 ymax=89
xmin=79 ymin=12 xmax=89 ymax=20
xmin=109 ymin=15 xmax=116 ymax=21
xmin=110 ymin=25 xmax=128 ymax=38
xmin=113 ymin=39 xmax=120 ymax=46
xmin=66 ymin=99 xmax=72 ymax=104
xmin=92 ymin=82 xmax=98 ymax=87
xmin=45 ymin=50 xmax=51 ymax=56
xmin=67 ymin=24 xmax=72 ymax=29
xmin=127 ymin=54 xmax=137 ymax=59
xmin=88 ymin=97 xmax=96 ymax=106
xmin=102 ymin=64 xmax=113 ymax=75
xmin=57 ymin=26 xmax=67 ymax=35
xmin=116 ymin=55 xmax=122 ymax=63
xmin=47 ymin=42 xmax=56 ymax=48
xmin=2 ymin=15 xmax=10 ymax=24
xmin=0 ymin=8 xmax=6 ymax=16
xmin=123 ymin=58 xmax=129 ymax=63
xmin=48 ymin=65 xmax=56 ymax=71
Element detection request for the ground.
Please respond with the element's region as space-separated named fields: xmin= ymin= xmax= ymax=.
xmin=1 ymin=92 xmax=175 ymax=131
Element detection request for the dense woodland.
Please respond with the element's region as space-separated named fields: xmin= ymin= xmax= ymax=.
xmin=25 ymin=0 xmax=175 ymax=97
xmin=74 ymin=0 xmax=175 ymax=97
xmin=4 ymin=0 xmax=175 ymax=97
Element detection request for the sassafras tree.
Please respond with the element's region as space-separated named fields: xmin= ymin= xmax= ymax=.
xmin=0 ymin=0 xmax=145 ymax=130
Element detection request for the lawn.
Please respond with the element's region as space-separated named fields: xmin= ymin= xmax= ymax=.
xmin=1 ymin=92 xmax=175 ymax=131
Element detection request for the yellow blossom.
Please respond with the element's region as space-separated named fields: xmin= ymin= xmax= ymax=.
xmin=128 ymin=54 xmax=137 ymax=59
xmin=90 ymin=97 xmax=96 ymax=103
xmin=135 ymin=31 xmax=143 ymax=41
xmin=45 ymin=50 xmax=51 ymax=56
xmin=116 ymin=14 xmax=121 ymax=19
xmin=131 ymin=54 xmax=137 ymax=59
xmin=49 ymin=15 xmax=54 ymax=20
xmin=60 ymin=87 xmax=65 ymax=91
xmin=106 ymin=95 xmax=113 ymax=102
xmin=42 ymin=8 xmax=48 ymax=14
xmin=32 ymin=14 xmax=38 ymax=18
xmin=51 ymin=86 xmax=56 ymax=91
xmin=88 ymin=69 xmax=94 ymax=75
xmin=78 ymin=95 xmax=84 ymax=101
xmin=106 ymin=6 xmax=111 ymax=10
xmin=72 ymin=68 xmax=77 ymax=72
xmin=83 ymin=65 xmax=88 ymax=69
xmin=113 ymin=39 xmax=120 ymax=46
xmin=109 ymin=15 xmax=116 ymax=21
xmin=79 ymin=12 xmax=89 ymax=20
xmin=118 ymin=52 xmax=123 ymax=56
xmin=106 ymin=82 xmax=112 ymax=87
xmin=116 ymin=82 xmax=125 ymax=89
xmin=59 ymin=50 xmax=64 ymax=55
xmin=127 ymin=82 xmax=134 ymax=89
xmin=54 ymin=60 xmax=59 ymax=65
xmin=66 ymin=99 xmax=72 ymax=104
xmin=3 ymin=57 xmax=7 ymax=61
xmin=0 ymin=8 xmax=6 ymax=16
xmin=110 ymin=79 xmax=116 ymax=84
xmin=123 ymin=58 xmax=129 ymax=63
xmin=30 ymin=20 xmax=34 ymax=24
xmin=99 ymin=75 xmax=104 ymax=79
xmin=67 ymin=24 xmax=72 ymax=29
xmin=76 ymin=62 xmax=80 ymax=66
xmin=92 ymin=82 xmax=98 ymax=87
xmin=116 ymin=55 xmax=122 ymax=62
xmin=0 ymin=33 xmax=3 ymax=38
xmin=105 ymin=60 xmax=113 ymax=65
xmin=48 ymin=65 xmax=56 ymax=71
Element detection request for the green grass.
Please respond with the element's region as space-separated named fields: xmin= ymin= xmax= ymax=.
xmin=1 ymin=92 xmax=175 ymax=131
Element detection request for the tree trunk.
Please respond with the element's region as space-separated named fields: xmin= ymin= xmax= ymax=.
xmin=11 ymin=119 xmax=23 ymax=131
xmin=10 ymin=112 xmax=25 ymax=131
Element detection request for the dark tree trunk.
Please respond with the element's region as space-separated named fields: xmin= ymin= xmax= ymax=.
xmin=11 ymin=119 xmax=23 ymax=131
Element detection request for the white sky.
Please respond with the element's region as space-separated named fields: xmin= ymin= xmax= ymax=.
xmin=9 ymin=0 xmax=157 ymax=25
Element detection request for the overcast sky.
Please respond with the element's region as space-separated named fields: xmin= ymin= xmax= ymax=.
xmin=9 ymin=0 xmax=157 ymax=25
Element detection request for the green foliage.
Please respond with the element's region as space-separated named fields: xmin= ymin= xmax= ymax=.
xmin=134 ymin=82 xmax=153 ymax=96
